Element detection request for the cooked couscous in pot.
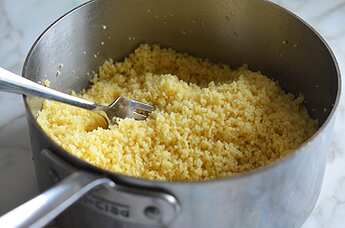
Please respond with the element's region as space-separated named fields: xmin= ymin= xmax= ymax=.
xmin=37 ymin=44 xmax=317 ymax=181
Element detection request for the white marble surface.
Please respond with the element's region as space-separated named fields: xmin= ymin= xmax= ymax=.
xmin=0 ymin=0 xmax=344 ymax=227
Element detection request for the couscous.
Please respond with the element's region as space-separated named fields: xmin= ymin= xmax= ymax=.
xmin=37 ymin=44 xmax=317 ymax=181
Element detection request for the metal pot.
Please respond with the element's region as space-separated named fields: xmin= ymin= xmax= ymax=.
xmin=0 ymin=0 xmax=340 ymax=227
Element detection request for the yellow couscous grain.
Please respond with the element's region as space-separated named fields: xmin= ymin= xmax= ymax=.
xmin=37 ymin=44 xmax=317 ymax=181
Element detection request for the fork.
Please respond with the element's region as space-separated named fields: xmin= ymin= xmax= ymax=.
xmin=0 ymin=67 xmax=154 ymax=125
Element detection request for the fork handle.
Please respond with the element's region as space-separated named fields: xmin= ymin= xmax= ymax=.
xmin=0 ymin=67 xmax=98 ymax=110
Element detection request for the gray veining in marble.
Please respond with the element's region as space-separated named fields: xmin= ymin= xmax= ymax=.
xmin=0 ymin=0 xmax=344 ymax=227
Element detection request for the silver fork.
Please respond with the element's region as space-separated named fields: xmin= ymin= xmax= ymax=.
xmin=0 ymin=67 xmax=154 ymax=125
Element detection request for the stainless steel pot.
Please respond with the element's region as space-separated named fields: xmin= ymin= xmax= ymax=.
xmin=0 ymin=0 xmax=340 ymax=227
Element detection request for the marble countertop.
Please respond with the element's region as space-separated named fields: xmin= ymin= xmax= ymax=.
xmin=0 ymin=0 xmax=344 ymax=227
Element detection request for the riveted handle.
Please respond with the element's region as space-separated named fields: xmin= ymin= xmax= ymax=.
xmin=0 ymin=149 xmax=180 ymax=227
xmin=0 ymin=171 xmax=115 ymax=228
xmin=40 ymin=149 xmax=180 ymax=226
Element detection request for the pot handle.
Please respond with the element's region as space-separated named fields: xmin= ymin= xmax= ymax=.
xmin=0 ymin=171 xmax=115 ymax=228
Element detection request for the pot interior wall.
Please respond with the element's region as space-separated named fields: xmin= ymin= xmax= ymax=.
xmin=23 ymin=0 xmax=338 ymax=130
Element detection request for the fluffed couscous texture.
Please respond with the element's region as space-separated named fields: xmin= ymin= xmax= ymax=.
xmin=37 ymin=44 xmax=317 ymax=181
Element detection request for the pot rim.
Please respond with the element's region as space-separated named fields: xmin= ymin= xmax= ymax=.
xmin=22 ymin=0 xmax=342 ymax=186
